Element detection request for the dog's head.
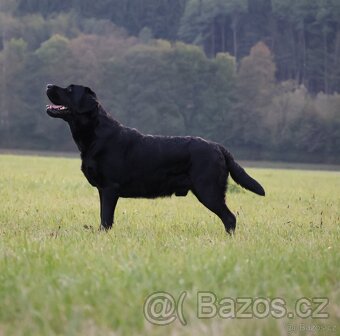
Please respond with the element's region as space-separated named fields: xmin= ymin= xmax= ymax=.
xmin=46 ymin=84 xmax=98 ymax=121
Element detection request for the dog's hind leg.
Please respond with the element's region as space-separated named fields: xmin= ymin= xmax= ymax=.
xmin=98 ymin=187 xmax=119 ymax=231
xmin=192 ymin=183 xmax=236 ymax=235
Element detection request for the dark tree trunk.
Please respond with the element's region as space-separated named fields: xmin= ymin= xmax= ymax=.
xmin=221 ymin=16 xmax=226 ymax=52
xmin=211 ymin=21 xmax=215 ymax=56
xmin=231 ymin=15 xmax=238 ymax=61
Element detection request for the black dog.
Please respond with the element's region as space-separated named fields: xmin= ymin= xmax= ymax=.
xmin=46 ymin=84 xmax=265 ymax=235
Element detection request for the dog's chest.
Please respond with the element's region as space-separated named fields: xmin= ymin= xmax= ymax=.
xmin=81 ymin=158 xmax=100 ymax=187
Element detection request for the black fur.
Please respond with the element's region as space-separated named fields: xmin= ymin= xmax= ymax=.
xmin=46 ymin=84 xmax=265 ymax=235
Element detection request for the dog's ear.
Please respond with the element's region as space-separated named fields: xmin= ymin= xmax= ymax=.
xmin=86 ymin=87 xmax=97 ymax=98
xmin=79 ymin=87 xmax=98 ymax=114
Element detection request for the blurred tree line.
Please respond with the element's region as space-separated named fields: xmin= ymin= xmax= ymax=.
xmin=0 ymin=0 xmax=339 ymax=162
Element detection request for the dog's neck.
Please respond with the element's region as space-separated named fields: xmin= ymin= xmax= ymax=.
xmin=68 ymin=105 xmax=120 ymax=155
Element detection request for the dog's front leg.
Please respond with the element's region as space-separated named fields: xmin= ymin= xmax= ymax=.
xmin=98 ymin=187 xmax=119 ymax=231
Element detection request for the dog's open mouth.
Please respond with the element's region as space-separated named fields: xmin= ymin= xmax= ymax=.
xmin=46 ymin=104 xmax=70 ymax=117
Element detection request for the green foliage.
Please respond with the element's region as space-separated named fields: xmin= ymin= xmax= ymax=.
xmin=36 ymin=34 xmax=70 ymax=62
xmin=8 ymin=0 xmax=340 ymax=92
xmin=234 ymin=42 xmax=276 ymax=147
xmin=179 ymin=0 xmax=247 ymax=48
xmin=180 ymin=0 xmax=340 ymax=93
xmin=15 ymin=0 xmax=187 ymax=40
xmin=0 ymin=5 xmax=339 ymax=162
xmin=103 ymin=41 xmax=236 ymax=139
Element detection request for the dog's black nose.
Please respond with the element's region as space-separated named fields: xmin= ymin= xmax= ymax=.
xmin=46 ymin=84 xmax=54 ymax=90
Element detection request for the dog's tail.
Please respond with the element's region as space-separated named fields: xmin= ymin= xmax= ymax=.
xmin=220 ymin=146 xmax=265 ymax=196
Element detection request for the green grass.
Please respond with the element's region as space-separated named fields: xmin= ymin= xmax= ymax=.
xmin=0 ymin=155 xmax=339 ymax=336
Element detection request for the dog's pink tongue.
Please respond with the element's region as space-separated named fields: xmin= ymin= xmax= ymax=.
xmin=47 ymin=104 xmax=66 ymax=110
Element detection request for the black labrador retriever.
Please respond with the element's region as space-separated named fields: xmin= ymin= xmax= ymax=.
xmin=46 ymin=84 xmax=265 ymax=235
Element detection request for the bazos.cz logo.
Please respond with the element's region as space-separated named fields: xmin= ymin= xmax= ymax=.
xmin=196 ymin=293 xmax=329 ymax=320
xmin=143 ymin=291 xmax=330 ymax=326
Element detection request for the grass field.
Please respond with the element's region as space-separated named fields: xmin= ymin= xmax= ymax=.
xmin=0 ymin=155 xmax=339 ymax=336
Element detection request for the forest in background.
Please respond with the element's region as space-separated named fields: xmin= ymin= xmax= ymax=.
xmin=0 ymin=0 xmax=339 ymax=162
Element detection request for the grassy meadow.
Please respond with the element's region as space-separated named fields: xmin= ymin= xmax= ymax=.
xmin=0 ymin=155 xmax=339 ymax=335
